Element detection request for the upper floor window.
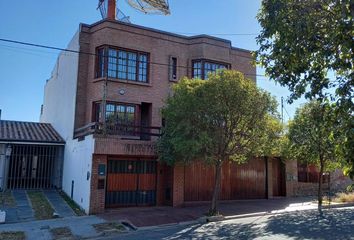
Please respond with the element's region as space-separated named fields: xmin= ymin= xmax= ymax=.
xmin=169 ymin=56 xmax=178 ymax=81
xmin=93 ymin=102 xmax=136 ymax=126
xmin=192 ymin=60 xmax=229 ymax=80
xmin=96 ymin=46 xmax=149 ymax=83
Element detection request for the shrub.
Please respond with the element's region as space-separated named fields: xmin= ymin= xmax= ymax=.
xmin=346 ymin=184 xmax=353 ymax=192
xmin=334 ymin=192 xmax=354 ymax=203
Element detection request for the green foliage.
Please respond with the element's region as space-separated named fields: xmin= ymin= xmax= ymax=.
xmin=157 ymin=70 xmax=279 ymax=165
xmin=347 ymin=184 xmax=354 ymax=192
xmin=157 ymin=70 xmax=280 ymax=215
xmin=286 ymin=101 xmax=342 ymax=171
xmin=256 ymin=0 xmax=354 ymax=179
xmin=335 ymin=107 xmax=354 ymax=179
xmin=256 ymin=115 xmax=284 ymax=157
xmin=256 ymin=0 xmax=353 ymax=107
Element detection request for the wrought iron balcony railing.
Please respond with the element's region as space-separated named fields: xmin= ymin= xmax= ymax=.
xmin=74 ymin=122 xmax=161 ymax=140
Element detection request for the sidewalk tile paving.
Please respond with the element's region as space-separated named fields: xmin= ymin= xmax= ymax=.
xmin=43 ymin=190 xmax=75 ymax=218
xmin=1 ymin=196 xmax=349 ymax=240
xmin=0 ymin=216 xmax=105 ymax=240
xmin=99 ymin=197 xmax=316 ymax=227
xmin=12 ymin=190 xmax=35 ymax=222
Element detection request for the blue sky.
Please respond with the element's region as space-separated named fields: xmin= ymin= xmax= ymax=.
xmin=0 ymin=0 xmax=304 ymax=122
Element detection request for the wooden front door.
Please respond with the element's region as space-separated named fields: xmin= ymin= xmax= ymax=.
xmin=106 ymin=159 xmax=157 ymax=207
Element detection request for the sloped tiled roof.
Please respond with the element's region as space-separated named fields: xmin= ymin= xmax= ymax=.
xmin=0 ymin=120 xmax=65 ymax=144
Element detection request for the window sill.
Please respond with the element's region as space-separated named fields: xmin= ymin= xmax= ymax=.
xmin=93 ymin=77 xmax=152 ymax=87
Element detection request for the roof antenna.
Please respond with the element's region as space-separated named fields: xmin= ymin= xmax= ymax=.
xmin=97 ymin=0 xmax=170 ymax=22
xmin=98 ymin=0 xmax=131 ymax=23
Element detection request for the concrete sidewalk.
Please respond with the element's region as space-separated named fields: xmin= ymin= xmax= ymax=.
xmin=0 ymin=198 xmax=352 ymax=240
xmin=0 ymin=215 xmax=106 ymax=240
xmin=93 ymin=206 xmax=354 ymax=240
xmin=98 ymin=197 xmax=350 ymax=228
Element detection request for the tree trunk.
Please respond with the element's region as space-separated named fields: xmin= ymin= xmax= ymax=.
xmin=209 ymin=162 xmax=222 ymax=216
xmin=318 ymin=157 xmax=324 ymax=212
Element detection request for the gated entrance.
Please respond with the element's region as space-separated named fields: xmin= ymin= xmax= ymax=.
xmin=7 ymin=144 xmax=61 ymax=189
xmin=0 ymin=120 xmax=65 ymax=190
xmin=105 ymin=159 xmax=157 ymax=207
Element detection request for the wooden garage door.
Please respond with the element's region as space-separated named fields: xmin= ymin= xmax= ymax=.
xmin=184 ymin=158 xmax=266 ymax=201
xmin=105 ymin=159 xmax=157 ymax=207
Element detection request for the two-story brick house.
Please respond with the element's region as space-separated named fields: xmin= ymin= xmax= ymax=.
xmin=40 ymin=12 xmax=267 ymax=213
xmin=40 ymin=5 xmax=354 ymax=214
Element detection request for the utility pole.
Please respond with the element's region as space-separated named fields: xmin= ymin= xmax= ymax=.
xmin=102 ymin=48 xmax=108 ymax=136
xmin=281 ymin=96 xmax=284 ymax=125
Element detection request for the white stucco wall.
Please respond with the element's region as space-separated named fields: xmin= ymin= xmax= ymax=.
xmin=40 ymin=29 xmax=94 ymax=213
xmin=40 ymin=30 xmax=80 ymax=141
xmin=62 ymin=136 xmax=94 ymax=213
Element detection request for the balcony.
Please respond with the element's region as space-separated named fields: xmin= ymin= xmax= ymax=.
xmin=74 ymin=122 xmax=161 ymax=140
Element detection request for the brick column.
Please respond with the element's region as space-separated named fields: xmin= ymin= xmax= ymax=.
xmin=156 ymin=163 xmax=164 ymax=206
xmin=267 ymin=157 xmax=273 ymax=199
xmin=285 ymin=160 xmax=298 ymax=197
xmin=89 ymin=154 xmax=107 ymax=214
xmin=172 ymin=164 xmax=185 ymax=207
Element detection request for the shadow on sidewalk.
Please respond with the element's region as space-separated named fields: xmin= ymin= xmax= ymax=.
xmin=166 ymin=221 xmax=261 ymax=240
xmin=264 ymin=208 xmax=354 ymax=240
xmin=99 ymin=197 xmax=315 ymax=227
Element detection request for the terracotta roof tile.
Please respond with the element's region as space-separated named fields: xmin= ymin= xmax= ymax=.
xmin=0 ymin=120 xmax=65 ymax=144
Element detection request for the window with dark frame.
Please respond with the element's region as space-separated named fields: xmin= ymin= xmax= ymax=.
xmin=169 ymin=57 xmax=177 ymax=81
xmin=192 ymin=60 xmax=229 ymax=80
xmin=93 ymin=102 xmax=136 ymax=126
xmin=96 ymin=46 xmax=149 ymax=83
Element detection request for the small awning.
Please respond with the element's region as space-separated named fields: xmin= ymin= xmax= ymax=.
xmin=0 ymin=120 xmax=65 ymax=145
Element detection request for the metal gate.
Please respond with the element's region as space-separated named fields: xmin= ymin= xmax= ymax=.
xmin=7 ymin=145 xmax=58 ymax=189
xmin=105 ymin=159 xmax=157 ymax=207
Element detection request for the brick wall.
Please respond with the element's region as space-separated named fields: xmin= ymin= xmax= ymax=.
xmin=94 ymin=136 xmax=156 ymax=156
xmin=73 ymin=20 xmax=257 ymax=213
xmin=285 ymin=160 xmax=353 ymax=197
xmin=89 ymin=154 xmax=107 ymax=214
xmin=172 ymin=164 xmax=185 ymax=207
xmin=73 ymin=20 xmax=256 ymax=132
xmin=267 ymin=157 xmax=273 ymax=198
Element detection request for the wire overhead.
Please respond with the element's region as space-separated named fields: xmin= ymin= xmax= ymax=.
xmin=0 ymin=37 xmax=268 ymax=78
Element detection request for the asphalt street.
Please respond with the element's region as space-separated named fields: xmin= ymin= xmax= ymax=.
xmin=95 ymin=207 xmax=354 ymax=240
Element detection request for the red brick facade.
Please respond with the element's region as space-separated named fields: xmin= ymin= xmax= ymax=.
xmin=72 ymin=19 xmax=260 ymax=214
xmin=90 ymin=154 xmax=107 ymax=214
xmin=74 ymin=20 xmax=256 ymax=132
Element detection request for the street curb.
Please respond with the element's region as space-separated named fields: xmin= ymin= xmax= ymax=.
xmin=133 ymin=202 xmax=354 ymax=231
xmin=323 ymin=202 xmax=354 ymax=209
xmin=137 ymin=219 xmax=200 ymax=231
xmin=222 ymin=203 xmax=354 ymax=221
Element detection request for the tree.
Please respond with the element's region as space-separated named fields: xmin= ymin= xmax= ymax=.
xmin=256 ymin=0 xmax=354 ymax=179
xmin=157 ymin=70 xmax=279 ymax=215
xmin=286 ymin=101 xmax=342 ymax=210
